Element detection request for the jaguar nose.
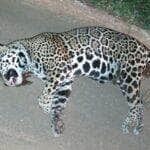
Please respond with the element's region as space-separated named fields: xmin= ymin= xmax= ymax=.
xmin=5 ymin=69 xmax=18 ymax=80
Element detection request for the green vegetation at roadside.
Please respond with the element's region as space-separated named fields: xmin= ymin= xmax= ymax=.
xmin=88 ymin=0 xmax=150 ymax=30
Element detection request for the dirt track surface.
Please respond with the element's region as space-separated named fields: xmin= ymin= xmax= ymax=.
xmin=0 ymin=0 xmax=150 ymax=150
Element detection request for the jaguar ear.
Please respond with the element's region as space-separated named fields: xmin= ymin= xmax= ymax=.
xmin=0 ymin=43 xmax=9 ymax=74
xmin=0 ymin=44 xmax=4 ymax=58
xmin=0 ymin=43 xmax=9 ymax=58
xmin=0 ymin=44 xmax=4 ymax=74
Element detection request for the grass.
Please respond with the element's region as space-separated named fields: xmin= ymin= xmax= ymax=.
xmin=87 ymin=0 xmax=150 ymax=30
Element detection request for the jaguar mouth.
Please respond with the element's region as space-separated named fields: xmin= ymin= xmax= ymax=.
xmin=4 ymin=76 xmax=17 ymax=86
xmin=7 ymin=77 xmax=17 ymax=86
xmin=5 ymin=72 xmax=32 ymax=87
xmin=11 ymin=77 xmax=17 ymax=85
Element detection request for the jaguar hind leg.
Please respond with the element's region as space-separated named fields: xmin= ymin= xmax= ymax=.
xmin=119 ymin=65 xmax=144 ymax=135
xmin=122 ymin=101 xmax=144 ymax=135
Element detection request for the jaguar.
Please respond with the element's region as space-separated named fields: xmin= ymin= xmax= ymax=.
xmin=0 ymin=26 xmax=149 ymax=137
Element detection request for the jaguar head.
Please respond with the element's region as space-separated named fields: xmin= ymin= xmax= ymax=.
xmin=0 ymin=42 xmax=31 ymax=86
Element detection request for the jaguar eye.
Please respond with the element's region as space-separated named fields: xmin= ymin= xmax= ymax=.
xmin=17 ymin=58 xmax=25 ymax=68
xmin=18 ymin=52 xmax=25 ymax=58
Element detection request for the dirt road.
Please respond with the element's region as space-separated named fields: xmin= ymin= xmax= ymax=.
xmin=0 ymin=0 xmax=150 ymax=150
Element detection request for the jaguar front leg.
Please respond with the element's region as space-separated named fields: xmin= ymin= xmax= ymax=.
xmin=38 ymin=77 xmax=73 ymax=137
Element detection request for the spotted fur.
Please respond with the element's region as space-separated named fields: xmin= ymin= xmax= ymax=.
xmin=0 ymin=26 xmax=149 ymax=136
